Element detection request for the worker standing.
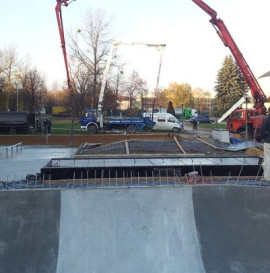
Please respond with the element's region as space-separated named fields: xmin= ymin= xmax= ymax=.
xmin=260 ymin=107 xmax=270 ymax=181
xmin=43 ymin=119 xmax=48 ymax=135
xmin=192 ymin=119 xmax=198 ymax=131
xmin=47 ymin=119 xmax=52 ymax=134
xmin=36 ymin=117 xmax=42 ymax=134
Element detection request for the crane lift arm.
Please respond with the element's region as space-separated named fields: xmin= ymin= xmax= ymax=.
xmin=98 ymin=41 xmax=166 ymax=113
xmin=192 ymin=0 xmax=266 ymax=114
xmin=97 ymin=41 xmax=166 ymax=129
xmin=55 ymin=0 xmax=74 ymax=91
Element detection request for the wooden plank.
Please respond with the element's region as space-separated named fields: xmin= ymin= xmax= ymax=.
xmin=197 ymin=137 xmax=217 ymax=149
xmin=174 ymin=136 xmax=187 ymax=154
xmin=125 ymin=140 xmax=130 ymax=154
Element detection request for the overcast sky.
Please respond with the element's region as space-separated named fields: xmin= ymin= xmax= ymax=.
xmin=1 ymin=0 xmax=270 ymax=96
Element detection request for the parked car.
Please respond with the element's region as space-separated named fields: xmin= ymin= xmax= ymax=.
xmin=189 ymin=115 xmax=214 ymax=124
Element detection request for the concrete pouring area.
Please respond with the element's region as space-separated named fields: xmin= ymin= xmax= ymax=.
xmin=0 ymin=145 xmax=76 ymax=182
xmin=40 ymin=155 xmax=263 ymax=183
xmin=38 ymin=138 xmax=263 ymax=184
xmin=0 ymin=185 xmax=270 ymax=273
xmin=0 ymin=137 xmax=264 ymax=187
xmin=0 ymin=134 xmax=270 ymax=272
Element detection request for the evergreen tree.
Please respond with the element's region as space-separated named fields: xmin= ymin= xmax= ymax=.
xmin=167 ymin=101 xmax=175 ymax=116
xmin=215 ymin=55 xmax=248 ymax=115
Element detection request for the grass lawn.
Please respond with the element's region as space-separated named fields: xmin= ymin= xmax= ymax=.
xmin=0 ymin=117 xmax=227 ymax=135
xmin=197 ymin=123 xmax=226 ymax=129
xmin=51 ymin=118 xmax=88 ymax=134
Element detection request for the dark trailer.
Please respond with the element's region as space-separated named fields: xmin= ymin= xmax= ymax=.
xmin=0 ymin=111 xmax=35 ymax=134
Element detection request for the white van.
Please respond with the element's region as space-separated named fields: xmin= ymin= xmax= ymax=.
xmin=151 ymin=113 xmax=182 ymax=131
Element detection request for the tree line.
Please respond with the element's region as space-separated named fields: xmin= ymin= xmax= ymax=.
xmin=0 ymin=8 xmax=249 ymax=118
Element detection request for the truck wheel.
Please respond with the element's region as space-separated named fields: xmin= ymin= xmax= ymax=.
xmin=173 ymin=127 xmax=181 ymax=132
xmin=239 ymin=130 xmax=253 ymax=141
xmin=87 ymin=125 xmax=97 ymax=134
xmin=127 ymin=125 xmax=137 ymax=134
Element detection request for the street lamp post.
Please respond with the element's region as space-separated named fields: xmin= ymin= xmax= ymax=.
xmin=15 ymin=81 xmax=18 ymax=112
xmin=181 ymin=102 xmax=184 ymax=130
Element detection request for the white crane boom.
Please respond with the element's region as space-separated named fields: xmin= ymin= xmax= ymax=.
xmin=217 ymin=96 xmax=246 ymax=123
xmin=97 ymin=41 xmax=166 ymax=129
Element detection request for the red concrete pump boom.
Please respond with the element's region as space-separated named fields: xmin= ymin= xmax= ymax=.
xmin=55 ymin=0 xmax=73 ymax=92
xmin=192 ymin=0 xmax=267 ymax=115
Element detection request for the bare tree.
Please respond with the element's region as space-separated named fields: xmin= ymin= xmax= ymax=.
xmin=69 ymin=8 xmax=113 ymax=109
xmin=70 ymin=58 xmax=93 ymax=116
xmin=109 ymin=63 xmax=126 ymax=97
xmin=0 ymin=49 xmax=7 ymax=110
xmin=124 ymin=70 xmax=148 ymax=114
xmin=1 ymin=45 xmax=22 ymax=110
xmin=23 ymin=69 xmax=46 ymax=113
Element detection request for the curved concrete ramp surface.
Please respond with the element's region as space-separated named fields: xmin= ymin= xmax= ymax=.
xmin=0 ymin=185 xmax=270 ymax=273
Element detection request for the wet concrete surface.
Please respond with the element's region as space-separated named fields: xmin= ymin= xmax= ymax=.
xmin=0 ymin=146 xmax=76 ymax=181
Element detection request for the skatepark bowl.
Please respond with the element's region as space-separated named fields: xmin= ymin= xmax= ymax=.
xmin=0 ymin=185 xmax=270 ymax=273
xmin=0 ymin=141 xmax=270 ymax=272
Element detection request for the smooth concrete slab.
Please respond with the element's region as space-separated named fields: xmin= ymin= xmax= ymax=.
xmin=1 ymin=185 xmax=270 ymax=272
xmin=0 ymin=190 xmax=61 ymax=273
xmin=193 ymin=185 xmax=270 ymax=273
xmin=57 ymin=187 xmax=205 ymax=273
xmin=0 ymin=146 xmax=76 ymax=181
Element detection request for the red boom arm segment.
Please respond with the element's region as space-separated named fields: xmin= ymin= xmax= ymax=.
xmin=55 ymin=0 xmax=72 ymax=91
xmin=192 ymin=0 xmax=266 ymax=114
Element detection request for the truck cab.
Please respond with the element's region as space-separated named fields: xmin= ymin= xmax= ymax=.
xmin=80 ymin=109 xmax=99 ymax=134
xmin=226 ymin=108 xmax=264 ymax=139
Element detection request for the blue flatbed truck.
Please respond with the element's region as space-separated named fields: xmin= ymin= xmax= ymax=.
xmin=80 ymin=109 xmax=155 ymax=134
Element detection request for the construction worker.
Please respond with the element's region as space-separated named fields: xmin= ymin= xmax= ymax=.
xmin=47 ymin=119 xmax=52 ymax=134
xmin=260 ymin=107 xmax=270 ymax=181
xmin=192 ymin=119 xmax=198 ymax=131
xmin=36 ymin=117 xmax=42 ymax=134
xmin=43 ymin=119 xmax=48 ymax=134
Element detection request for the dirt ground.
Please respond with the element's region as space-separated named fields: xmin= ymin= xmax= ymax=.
xmin=0 ymin=123 xmax=213 ymax=148
xmin=0 ymin=133 xmax=184 ymax=147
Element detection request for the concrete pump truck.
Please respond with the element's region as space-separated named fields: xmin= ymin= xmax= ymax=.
xmin=55 ymin=1 xmax=165 ymax=134
xmin=193 ymin=0 xmax=267 ymax=140
xmin=80 ymin=42 xmax=166 ymax=134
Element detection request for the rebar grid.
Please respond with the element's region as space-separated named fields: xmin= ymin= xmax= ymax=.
xmin=80 ymin=139 xmax=184 ymax=155
xmin=0 ymin=167 xmax=266 ymax=191
xmin=128 ymin=140 xmax=180 ymax=154
xmin=79 ymin=139 xmax=245 ymax=156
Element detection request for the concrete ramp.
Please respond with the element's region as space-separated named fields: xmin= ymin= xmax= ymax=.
xmin=57 ymin=187 xmax=205 ymax=273
xmin=193 ymin=186 xmax=270 ymax=272
xmin=1 ymin=185 xmax=270 ymax=272
xmin=0 ymin=190 xmax=60 ymax=273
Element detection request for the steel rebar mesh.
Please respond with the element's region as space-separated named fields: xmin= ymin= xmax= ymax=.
xmin=80 ymin=139 xmax=182 ymax=155
xmin=128 ymin=140 xmax=181 ymax=154
xmin=83 ymin=142 xmax=127 ymax=155
xmin=78 ymin=138 xmax=246 ymax=156
xmin=0 ymin=166 xmax=266 ymax=191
